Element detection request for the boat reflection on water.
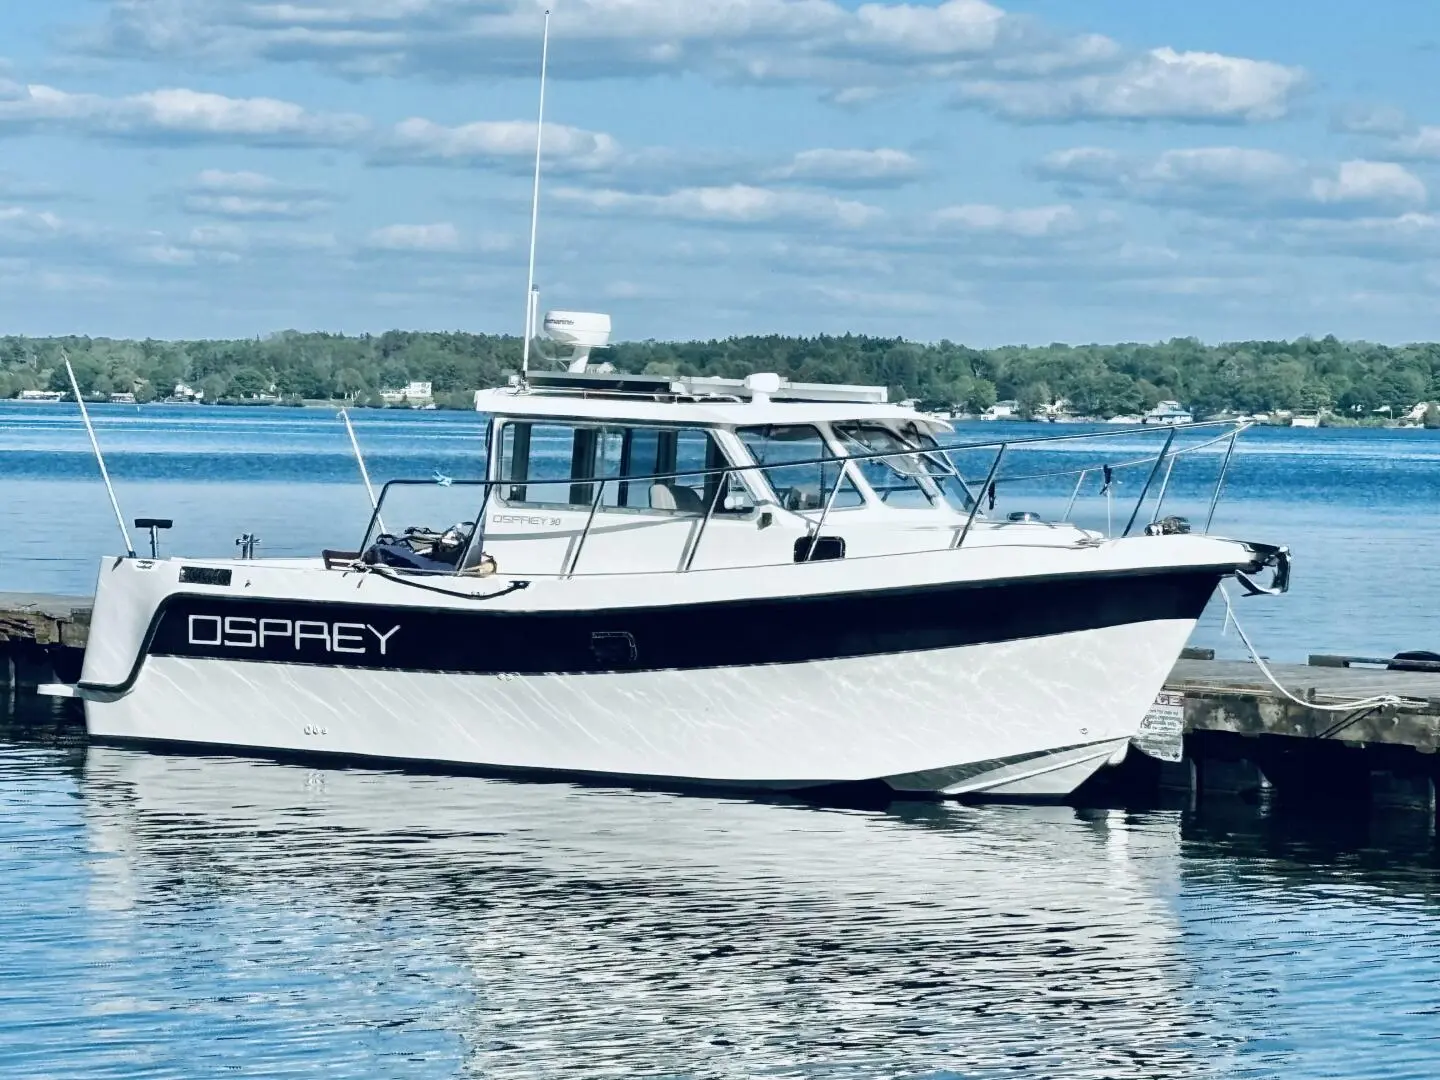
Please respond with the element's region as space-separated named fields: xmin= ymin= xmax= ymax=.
xmin=78 ymin=746 xmax=1211 ymax=1078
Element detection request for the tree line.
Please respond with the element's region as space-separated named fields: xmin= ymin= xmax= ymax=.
xmin=2 ymin=330 xmax=1440 ymax=420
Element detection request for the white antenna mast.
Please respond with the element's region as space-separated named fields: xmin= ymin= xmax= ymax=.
xmin=520 ymin=8 xmax=551 ymax=381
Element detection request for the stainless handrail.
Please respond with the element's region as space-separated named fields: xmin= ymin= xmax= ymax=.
xmin=953 ymin=446 xmax=1005 ymax=549
xmin=803 ymin=458 xmax=860 ymax=562
xmin=1063 ymin=469 xmax=1088 ymax=521
xmin=1151 ymin=453 xmax=1179 ymax=523
xmin=357 ymin=417 xmax=1250 ymax=574
xmin=988 ymin=423 xmax=1249 ymax=485
xmin=1123 ymin=427 xmax=1176 ymax=537
xmin=1205 ymin=429 xmax=1241 ymax=533
xmin=563 ymin=474 xmax=608 ymax=578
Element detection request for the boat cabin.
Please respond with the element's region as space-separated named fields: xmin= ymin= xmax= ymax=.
xmin=464 ymin=370 xmax=988 ymax=576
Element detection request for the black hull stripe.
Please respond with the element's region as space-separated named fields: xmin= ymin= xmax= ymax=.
xmin=109 ymin=566 xmax=1229 ymax=682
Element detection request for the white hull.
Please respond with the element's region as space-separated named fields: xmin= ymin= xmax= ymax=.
xmin=83 ymin=617 xmax=1191 ymax=797
xmin=51 ymin=530 xmax=1280 ymax=800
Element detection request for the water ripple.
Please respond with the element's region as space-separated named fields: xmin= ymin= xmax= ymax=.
xmin=3 ymin=707 xmax=1439 ymax=1078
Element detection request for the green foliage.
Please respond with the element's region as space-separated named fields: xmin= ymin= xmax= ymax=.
xmin=199 ymin=373 xmax=229 ymax=402
xmin=228 ymin=367 xmax=270 ymax=398
xmin=1 ymin=331 xmax=1439 ymax=418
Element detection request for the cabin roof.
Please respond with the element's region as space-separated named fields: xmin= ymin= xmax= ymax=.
xmin=473 ymin=386 xmax=950 ymax=431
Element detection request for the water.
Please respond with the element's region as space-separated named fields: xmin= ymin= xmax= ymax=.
xmin=3 ymin=700 xmax=1439 ymax=1078
xmin=4 ymin=401 xmax=1439 ymax=659
xmin=5 ymin=406 xmax=1440 ymax=1076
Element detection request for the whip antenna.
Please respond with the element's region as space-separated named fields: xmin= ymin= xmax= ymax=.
xmin=64 ymin=351 xmax=135 ymax=557
xmin=521 ymin=7 xmax=547 ymax=380
xmin=520 ymin=8 xmax=551 ymax=381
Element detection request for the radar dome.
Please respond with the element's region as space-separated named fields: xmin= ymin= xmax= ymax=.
xmin=542 ymin=311 xmax=612 ymax=372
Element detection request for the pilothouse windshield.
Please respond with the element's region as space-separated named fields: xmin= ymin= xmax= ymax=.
xmin=832 ymin=423 xmax=975 ymax=512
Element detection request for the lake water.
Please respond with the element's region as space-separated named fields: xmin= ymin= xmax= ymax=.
xmin=3 ymin=399 xmax=1439 ymax=659
xmin=3 ymin=402 xmax=1440 ymax=1077
xmin=3 ymin=700 xmax=1439 ymax=1079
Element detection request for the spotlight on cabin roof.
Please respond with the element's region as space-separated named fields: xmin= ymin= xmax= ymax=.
xmin=743 ymin=372 xmax=783 ymax=403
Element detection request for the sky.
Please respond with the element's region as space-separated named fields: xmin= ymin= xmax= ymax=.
xmin=5 ymin=1 xmax=1440 ymax=346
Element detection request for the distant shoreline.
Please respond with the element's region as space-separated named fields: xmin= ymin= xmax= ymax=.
xmin=5 ymin=397 xmax=1437 ymax=431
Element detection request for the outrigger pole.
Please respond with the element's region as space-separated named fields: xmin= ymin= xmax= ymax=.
xmin=520 ymin=8 xmax=551 ymax=381
xmin=64 ymin=352 xmax=135 ymax=557
xmin=338 ymin=407 xmax=386 ymax=535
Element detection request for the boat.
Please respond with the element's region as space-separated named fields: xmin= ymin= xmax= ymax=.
xmin=41 ymin=341 xmax=1289 ymax=798
xmin=38 ymin=13 xmax=1290 ymax=800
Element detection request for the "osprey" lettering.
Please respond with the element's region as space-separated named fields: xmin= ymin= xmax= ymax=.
xmin=187 ymin=615 xmax=401 ymax=656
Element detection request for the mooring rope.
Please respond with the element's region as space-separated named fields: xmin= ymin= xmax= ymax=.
xmin=1218 ymin=585 xmax=1413 ymax=715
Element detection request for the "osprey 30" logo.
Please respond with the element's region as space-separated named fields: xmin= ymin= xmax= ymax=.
xmin=187 ymin=615 xmax=401 ymax=656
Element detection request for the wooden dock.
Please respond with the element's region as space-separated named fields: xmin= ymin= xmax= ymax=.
xmin=1144 ymin=656 xmax=1440 ymax=815
xmin=1168 ymin=657 xmax=1440 ymax=750
xmin=3 ymin=593 xmax=1438 ymax=815
xmin=0 ymin=593 xmax=90 ymax=686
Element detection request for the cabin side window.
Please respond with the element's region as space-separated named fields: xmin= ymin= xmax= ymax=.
xmin=496 ymin=421 xmax=746 ymax=515
xmin=736 ymin=425 xmax=864 ymax=511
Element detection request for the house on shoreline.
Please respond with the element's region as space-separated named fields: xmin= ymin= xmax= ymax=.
xmin=1142 ymin=400 xmax=1194 ymax=425
xmin=380 ymin=380 xmax=434 ymax=406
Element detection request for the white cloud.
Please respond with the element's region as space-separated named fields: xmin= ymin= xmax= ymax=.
xmin=136 ymin=242 xmax=201 ymax=266
xmin=181 ymin=169 xmax=334 ymax=220
xmin=374 ymin=118 xmax=623 ymax=172
xmin=1269 ymin=212 xmax=1440 ymax=261
xmin=806 ymin=283 xmax=942 ymax=314
xmin=72 ymin=0 xmax=1083 ymax=81
xmin=1144 ymin=146 xmax=1296 ymax=187
xmin=552 ymin=183 xmax=882 ymax=228
xmin=1329 ymin=108 xmax=1440 ymax=163
xmin=364 ymin=222 xmax=464 ymax=253
xmin=0 ymin=80 xmax=368 ymax=146
xmin=1389 ymin=127 xmax=1440 ymax=161
xmin=184 ymin=223 xmax=339 ymax=254
xmin=1039 ymin=146 xmax=1427 ymax=216
xmin=1331 ymin=103 xmax=1410 ymax=136
xmin=767 ymin=147 xmax=921 ymax=187
xmin=0 ymin=205 xmax=70 ymax=240
xmin=932 ymin=203 xmax=1081 ymax=237
xmin=71 ymin=2 xmax=1293 ymax=126
xmin=129 ymin=221 xmax=339 ymax=266
xmin=1310 ymin=161 xmax=1427 ymax=208
xmin=766 ymin=239 xmax=896 ymax=276
xmin=192 ymin=169 xmax=280 ymax=193
xmin=0 ymin=172 xmax=67 ymax=201
xmin=955 ymin=47 xmax=1305 ymax=123
xmin=844 ymin=0 xmax=1008 ymax=58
